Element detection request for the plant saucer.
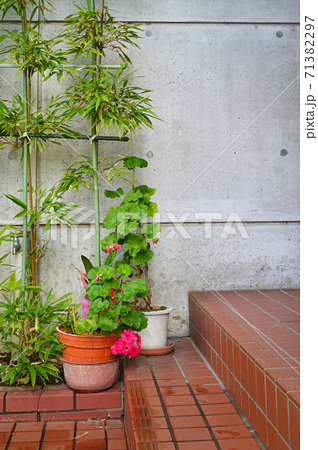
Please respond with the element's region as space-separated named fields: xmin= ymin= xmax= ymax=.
xmin=139 ymin=339 xmax=177 ymax=356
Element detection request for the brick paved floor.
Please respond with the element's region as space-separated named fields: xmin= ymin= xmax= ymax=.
xmin=124 ymin=338 xmax=264 ymax=449
xmin=0 ymin=418 xmax=126 ymax=449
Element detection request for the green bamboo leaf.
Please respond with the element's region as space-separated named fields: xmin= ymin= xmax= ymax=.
xmin=5 ymin=194 xmax=27 ymax=210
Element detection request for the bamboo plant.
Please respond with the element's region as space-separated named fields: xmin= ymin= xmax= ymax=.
xmin=0 ymin=0 xmax=78 ymax=289
xmin=0 ymin=0 xmax=160 ymax=307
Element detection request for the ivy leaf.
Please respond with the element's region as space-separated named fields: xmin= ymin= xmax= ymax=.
xmin=126 ymin=235 xmax=148 ymax=257
xmin=125 ymin=189 xmax=144 ymax=202
xmin=147 ymin=187 xmax=156 ymax=196
xmin=98 ymin=314 xmax=119 ymax=332
xmin=121 ymin=311 xmax=148 ymax=331
xmin=87 ymin=266 xmax=113 ymax=281
xmin=83 ymin=314 xmax=99 ymax=333
xmin=87 ymin=298 xmax=109 ymax=314
xmin=74 ymin=319 xmax=87 ymax=335
xmin=120 ymin=301 xmax=132 ymax=313
xmin=86 ymin=284 xmax=108 ymax=300
xmin=100 ymin=232 xmax=119 ymax=250
xmin=103 ymin=207 xmax=118 ymax=229
xmin=148 ymin=202 xmax=158 ymax=216
xmin=132 ymin=249 xmax=154 ymax=266
xmin=104 ymin=187 xmax=124 ymax=199
xmin=117 ymin=219 xmax=139 ymax=237
xmin=136 ymin=185 xmax=149 ymax=194
xmin=123 ymin=156 xmax=148 ymax=170
xmin=129 ymin=278 xmax=149 ymax=298
xmin=141 ymin=223 xmax=161 ymax=239
xmin=121 ymin=283 xmax=135 ymax=300
xmin=116 ymin=264 xmax=132 ymax=277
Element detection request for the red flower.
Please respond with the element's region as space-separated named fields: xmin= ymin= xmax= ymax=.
xmin=110 ymin=330 xmax=141 ymax=358
xmin=109 ymin=288 xmax=115 ymax=304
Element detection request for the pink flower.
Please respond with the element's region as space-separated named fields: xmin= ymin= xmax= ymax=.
xmin=129 ymin=334 xmax=141 ymax=358
xmin=105 ymin=243 xmax=120 ymax=253
xmin=111 ymin=330 xmax=141 ymax=358
xmin=110 ymin=288 xmax=115 ymax=304
xmin=96 ymin=275 xmax=101 ymax=282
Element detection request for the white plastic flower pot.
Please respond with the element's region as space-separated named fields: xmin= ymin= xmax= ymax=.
xmin=139 ymin=306 xmax=173 ymax=350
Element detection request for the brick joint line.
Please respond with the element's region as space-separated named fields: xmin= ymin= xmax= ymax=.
xmin=147 ymin=358 xmax=179 ymax=449
xmin=172 ymin=353 xmax=222 ymax=450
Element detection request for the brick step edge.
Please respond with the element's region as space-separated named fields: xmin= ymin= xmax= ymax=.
xmin=0 ymin=382 xmax=123 ymax=422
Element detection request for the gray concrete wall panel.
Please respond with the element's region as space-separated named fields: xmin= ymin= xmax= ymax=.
xmin=150 ymin=223 xmax=300 ymax=335
xmin=46 ymin=1 xmax=299 ymax=24
xmin=127 ymin=24 xmax=299 ymax=221
xmin=0 ymin=1 xmax=300 ymax=336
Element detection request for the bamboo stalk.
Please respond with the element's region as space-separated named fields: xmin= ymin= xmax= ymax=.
xmin=0 ymin=133 xmax=129 ymax=141
xmin=87 ymin=0 xmax=101 ymax=267
xmin=27 ymin=69 xmax=36 ymax=286
xmin=20 ymin=8 xmax=29 ymax=296
xmin=0 ymin=63 xmax=124 ymax=69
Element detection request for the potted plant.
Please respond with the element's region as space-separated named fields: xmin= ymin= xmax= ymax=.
xmin=49 ymin=2 xmax=173 ymax=354
xmin=100 ymin=158 xmax=174 ymax=353
xmin=57 ymin=243 xmax=148 ymax=392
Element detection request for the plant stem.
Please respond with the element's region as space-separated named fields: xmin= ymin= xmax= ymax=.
xmin=27 ymin=73 xmax=36 ymax=286
xmin=112 ymin=251 xmax=117 ymax=279
xmin=87 ymin=0 xmax=101 ymax=266
xmin=99 ymin=0 xmax=105 ymax=66
xmin=20 ymin=7 xmax=29 ymax=297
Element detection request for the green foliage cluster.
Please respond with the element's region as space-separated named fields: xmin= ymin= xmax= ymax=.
xmin=57 ymin=153 xmax=161 ymax=309
xmin=63 ymin=5 xmax=142 ymax=64
xmin=0 ymin=1 xmax=53 ymax=20
xmin=0 ymin=23 xmax=67 ymax=78
xmin=0 ymin=287 xmax=72 ymax=386
xmin=72 ymin=252 xmax=148 ymax=336
xmin=0 ymin=0 xmax=160 ymax=386
xmin=63 ymin=67 xmax=157 ymax=137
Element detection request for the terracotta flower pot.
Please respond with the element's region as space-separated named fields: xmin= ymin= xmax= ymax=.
xmin=57 ymin=325 xmax=120 ymax=393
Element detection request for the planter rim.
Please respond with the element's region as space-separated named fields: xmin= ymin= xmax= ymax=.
xmin=61 ymin=356 xmax=120 ymax=365
xmin=56 ymin=324 xmax=116 ymax=339
xmin=142 ymin=305 xmax=173 ymax=316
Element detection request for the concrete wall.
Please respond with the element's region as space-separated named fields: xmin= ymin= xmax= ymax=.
xmin=0 ymin=1 xmax=300 ymax=336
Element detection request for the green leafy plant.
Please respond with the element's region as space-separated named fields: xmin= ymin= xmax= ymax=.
xmin=57 ymin=152 xmax=161 ymax=310
xmin=63 ymin=4 xmax=143 ymax=64
xmin=65 ymin=244 xmax=148 ymax=337
xmin=0 ymin=95 xmax=78 ymax=153
xmin=0 ymin=225 xmax=22 ymax=293
xmin=0 ymin=287 xmax=72 ymax=386
xmin=63 ymin=67 xmax=157 ymax=137
xmin=0 ymin=22 xmax=67 ymax=79
xmin=0 ymin=1 xmax=53 ymax=21
xmin=0 ymin=0 xmax=160 ymax=313
xmin=0 ymin=0 xmax=78 ymax=286
xmin=101 ymin=181 xmax=161 ymax=310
